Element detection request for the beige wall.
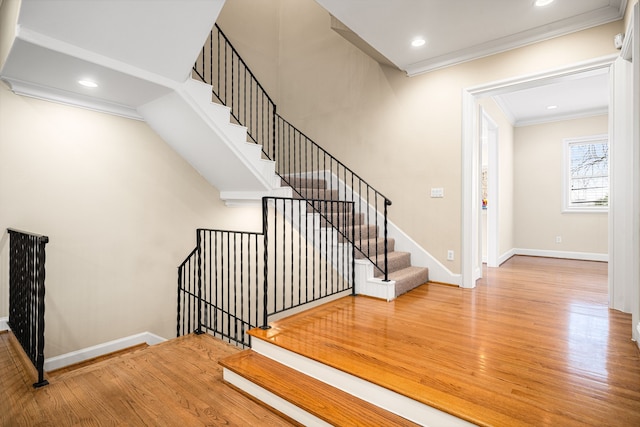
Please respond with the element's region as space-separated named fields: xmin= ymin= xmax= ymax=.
xmin=215 ymin=0 xmax=280 ymax=98
xmin=218 ymin=0 xmax=621 ymax=273
xmin=0 ymin=82 xmax=261 ymax=357
xmin=514 ymin=115 xmax=609 ymax=254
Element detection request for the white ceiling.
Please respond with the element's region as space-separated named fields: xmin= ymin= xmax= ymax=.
xmin=316 ymin=0 xmax=626 ymax=75
xmin=0 ymin=0 xmax=625 ymax=124
xmin=316 ymin=0 xmax=626 ymax=125
xmin=493 ymin=70 xmax=610 ymax=126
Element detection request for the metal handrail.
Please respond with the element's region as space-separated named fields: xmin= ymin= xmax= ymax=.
xmin=192 ymin=23 xmax=392 ymax=280
xmin=177 ymin=197 xmax=356 ymax=346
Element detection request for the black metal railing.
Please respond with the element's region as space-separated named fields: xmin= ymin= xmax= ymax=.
xmin=177 ymin=198 xmax=355 ymax=347
xmin=7 ymin=228 xmax=49 ymax=388
xmin=193 ymin=24 xmax=392 ymax=280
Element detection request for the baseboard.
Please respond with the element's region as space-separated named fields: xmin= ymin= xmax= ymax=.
xmin=513 ymin=248 xmax=608 ymax=262
xmin=498 ymin=249 xmax=516 ymax=266
xmin=44 ymin=331 xmax=167 ymax=372
xmin=0 ymin=317 xmax=8 ymax=331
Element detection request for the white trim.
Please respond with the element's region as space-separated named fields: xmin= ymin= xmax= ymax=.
xmin=513 ymin=248 xmax=608 ymax=262
xmin=0 ymin=317 xmax=8 ymax=331
xmin=631 ymin=1 xmax=640 ymax=344
xmin=3 ymin=77 xmax=145 ymax=120
xmin=43 ymin=332 xmax=166 ymax=372
xmin=251 ymin=339 xmax=475 ymax=427
xmin=406 ymin=11 xmax=624 ymax=76
xmin=223 ymin=369 xmax=332 ymax=427
xmin=466 ymin=55 xmax=617 ymax=96
xmin=461 ymin=91 xmax=478 ymax=288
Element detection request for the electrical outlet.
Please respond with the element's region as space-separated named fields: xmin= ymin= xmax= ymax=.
xmin=447 ymin=250 xmax=454 ymax=261
xmin=555 ymin=236 xmax=562 ymax=244
xmin=431 ymin=188 xmax=444 ymax=198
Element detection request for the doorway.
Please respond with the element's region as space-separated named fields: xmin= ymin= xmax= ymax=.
xmin=461 ymin=55 xmax=617 ymax=289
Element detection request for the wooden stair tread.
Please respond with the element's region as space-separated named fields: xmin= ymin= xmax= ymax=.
xmin=220 ymin=350 xmax=419 ymax=427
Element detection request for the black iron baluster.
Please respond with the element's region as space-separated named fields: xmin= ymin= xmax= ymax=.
xmin=177 ymin=265 xmax=182 ymax=337
xmin=261 ymin=197 xmax=270 ymax=329
xmin=384 ymin=198 xmax=391 ymax=282
xmin=196 ymin=231 xmax=203 ymax=334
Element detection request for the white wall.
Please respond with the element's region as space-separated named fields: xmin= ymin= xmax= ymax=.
xmin=0 ymin=82 xmax=262 ymax=357
xmin=514 ymin=115 xmax=609 ymax=255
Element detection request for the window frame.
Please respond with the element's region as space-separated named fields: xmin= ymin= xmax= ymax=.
xmin=562 ymin=134 xmax=609 ymax=213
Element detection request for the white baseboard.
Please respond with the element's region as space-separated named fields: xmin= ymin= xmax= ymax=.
xmin=513 ymin=248 xmax=608 ymax=262
xmin=498 ymin=249 xmax=516 ymax=266
xmin=0 ymin=317 xmax=8 ymax=331
xmin=44 ymin=331 xmax=167 ymax=372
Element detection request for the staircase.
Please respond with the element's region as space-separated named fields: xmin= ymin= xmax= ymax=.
xmin=288 ymin=176 xmax=429 ymax=298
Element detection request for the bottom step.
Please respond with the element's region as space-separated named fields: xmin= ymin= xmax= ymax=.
xmin=220 ymin=350 xmax=418 ymax=427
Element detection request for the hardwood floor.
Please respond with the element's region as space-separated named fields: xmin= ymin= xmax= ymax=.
xmin=2 ymin=256 xmax=639 ymax=426
xmin=1 ymin=332 xmax=297 ymax=426
xmin=251 ymin=256 xmax=640 ymax=426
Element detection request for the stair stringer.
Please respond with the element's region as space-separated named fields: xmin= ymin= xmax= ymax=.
xmin=285 ymin=170 xmax=462 ymax=287
xmin=138 ymin=78 xmax=291 ymax=206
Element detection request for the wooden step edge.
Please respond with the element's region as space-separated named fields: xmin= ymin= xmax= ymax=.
xmin=47 ymin=343 xmax=149 ymax=379
xmin=220 ymin=350 xmax=420 ymax=427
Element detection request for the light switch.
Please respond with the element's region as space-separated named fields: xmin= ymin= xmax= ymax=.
xmin=431 ymin=188 xmax=444 ymax=198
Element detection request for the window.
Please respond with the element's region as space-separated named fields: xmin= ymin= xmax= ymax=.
xmin=563 ymin=134 xmax=609 ymax=212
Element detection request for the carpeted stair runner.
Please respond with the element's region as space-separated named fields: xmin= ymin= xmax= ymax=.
xmin=282 ymin=176 xmax=428 ymax=297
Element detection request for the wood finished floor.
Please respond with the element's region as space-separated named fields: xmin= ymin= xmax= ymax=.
xmin=252 ymin=256 xmax=640 ymax=426
xmin=1 ymin=332 xmax=297 ymax=426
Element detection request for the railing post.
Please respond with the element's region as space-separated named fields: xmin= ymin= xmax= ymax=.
xmin=195 ymin=230 xmax=204 ymax=334
xmin=351 ymin=201 xmax=356 ymax=296
xmin=177 ymin=266 xmax=182 ymax=338
xmin=33 ymin=236 xmax=48 ymax=388
xmin=272 ymin=107 xmax=277 ymax=164
xmin=383 ymin=199 xmax=392 ymax=282
xmin=260 ymin=197 xmax=271 ymax=329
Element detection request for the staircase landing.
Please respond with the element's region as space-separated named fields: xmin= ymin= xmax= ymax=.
xmin=0 ymin=332 xmax=295 ymax=426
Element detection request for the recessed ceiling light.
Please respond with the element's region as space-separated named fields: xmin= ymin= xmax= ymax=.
xmin=78 ymin=79 xmax=98 ymax=88
xmin=546 ymin=105 xmax=558 ymax=110
xmin=535 ymin=0 xmax=554 ymax=7
xmin=411 ymin=38 xmax=426 ymax=47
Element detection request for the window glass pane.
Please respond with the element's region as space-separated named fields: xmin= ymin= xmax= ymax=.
xmin=568 ymin=141 xmax=608 ymax=208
